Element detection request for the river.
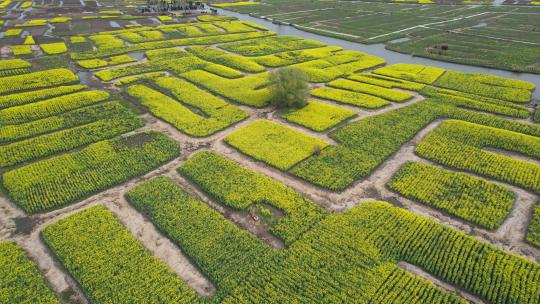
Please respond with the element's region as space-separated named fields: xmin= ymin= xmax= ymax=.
xmin=215 ymin=8 xmax=540 ymax=100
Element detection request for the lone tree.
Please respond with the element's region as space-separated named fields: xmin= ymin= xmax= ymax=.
xmin=268 ymin=67 xmax=309 ymax=109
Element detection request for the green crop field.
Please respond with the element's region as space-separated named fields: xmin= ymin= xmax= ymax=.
xmin=217 ymin=0 xmax=540 ymax=73
xmin=0 ymin=1 xmax=538 ymax=303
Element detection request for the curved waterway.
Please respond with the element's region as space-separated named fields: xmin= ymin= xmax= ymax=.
xmin=216 ymin=8 xmax=540 ymax=100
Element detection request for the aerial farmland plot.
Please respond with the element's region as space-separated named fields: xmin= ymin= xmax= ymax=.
xmin=0 ymin=0 xmax=539 ymax=303
xmin=221 ymin=0 xmax=540 ymax=73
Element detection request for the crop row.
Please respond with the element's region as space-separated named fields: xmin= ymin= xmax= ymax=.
xmin=30 ymin=197 xmax=536 ymax=303
xmin=0 ymin=68 xmax=78 ymax=95
xmin=181 ymin=69 xmax=271 ymax=107
xmin=126 ymin=176 xmax=273 ymax=296
xmin=118 ymin=30 xmax=164 ymax=43
xmin=0 ymin=68 xmax=32 ymax=77
xmin=0 ymin=58 xmax=31 ymax=71
xmin=219 ymin=35 xmax=326 ymax=57
xmin=0 ymin=101 xmax=135 ymax=144
xmin=433 ymin=70 xmax=534 ymax=103
xmin=126 ymin=77 xmax=247 ymax=136
xmin=0 ymin=90 xmax=110 ymax=125
xmin=528 ymin=203 xmax=540 ymax=247
xmin=388 ymin=161 xmax=515 ymax=229
xmin=9 ymin=45 xmax=32 ymax=56
xmin=71 ymin=31 xmax=274 ymax=59
xmin=350 ymin=201 xmax=540 ymax=304
xmin=222 ymin=202 xmax=466 ymax=303
xmin=2 ymin=131 xmax=179 ymax=213
xmin=95 ymin=49 xmax=243 ymax=81
xmin=253 ymin=46 xmax=342 ymax=67
xmin=144 ymin=47 xmax=187 ymax=60
xmin=293 ymin=50 xmax=385 ymax=83
xmin=154 ymin=76 xmax=248 ymax=127
xmin=0 ymin=112 xmax=143 ymax=167
xmin=40 ymin=42 xmax=68 ymax=55
xmin=224 ymin=120 xmax=329 ymax=171
xmin=279 ymin=100 xmax=356 ymax=132
xmin=202 ymin=63 xmax=243 ymax=78
xmin=194 ymin=20 xmax=259 ymax=35
xmin=290 ymin=100 xmax=441 ymax=189
xmin=327 ymin=78 xmax=413 ymax=102
xmin=422 ymin=86 xmax=531 ymax=118
xmin=0 ymin=242 xmax=59 ymax=303
xmin=95 ymin=51 xmax=206 ymax=81
xmin=186 ymin=46 xmax=265 ymax=72
xmin=290 ymin=99 xmax=540 ymax=190
xmin=175 ymin=24 xmax=221 ymax=36
xmin=42 ymin=206 xmax=201 ymax=303
xmin=89 ymin=34 xmax=126 ymax=49
xmin=416 ymin=120 xmax=540 ymax=194
xmin=347 ymin=73 xmax=426 ymax=91
xmin=114 ymin=71 xmax=168 ymax=86
xmin=0 ymin=85 xmax=86 ymax=110
xmin=179 ymin=151 xmax=326 ymax=244
xmin=128 ymin=173 xmax=465 ymax=303
xmin=310 ymin=86 xmax=389 ymax=109
xmin=373 ymin=64 xmax=534 ymax=103
xmin=373 ymin=63 xmax=445 ymax=84
xmin=77 ymin=55 xmax=136 ymax=69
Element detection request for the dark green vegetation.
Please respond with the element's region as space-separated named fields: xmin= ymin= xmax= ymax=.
xmin=221 ymin=0 xmax=540 ymax=72
xmin=268 ymin=67 xmax=309 ymax=108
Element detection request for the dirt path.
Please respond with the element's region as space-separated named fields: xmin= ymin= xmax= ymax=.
xmin=106 ymin=197 xmax=217 ymax=297
xmin=18 ymin=231 xmax=88 ymax=304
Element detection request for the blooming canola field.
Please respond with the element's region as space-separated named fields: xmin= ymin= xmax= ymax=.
xmin=0 ymin=2 xmax=539 ymax=304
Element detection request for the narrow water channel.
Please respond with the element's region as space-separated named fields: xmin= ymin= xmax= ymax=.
xmin=216 ymin=8 xmax=540 ymax=99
